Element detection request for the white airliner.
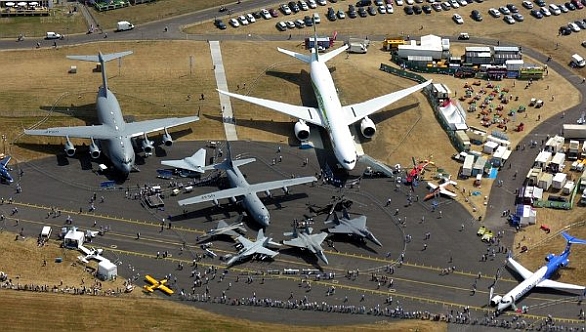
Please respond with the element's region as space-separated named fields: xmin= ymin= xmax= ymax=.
xmin=218 ymin=36 xmax=431 ymax=171
xmin=491 ymin=232 xmax=586 ymax=314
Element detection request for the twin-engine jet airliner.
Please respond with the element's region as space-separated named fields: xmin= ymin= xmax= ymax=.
xmin=218 ymin=35 xmax=431 ymax=170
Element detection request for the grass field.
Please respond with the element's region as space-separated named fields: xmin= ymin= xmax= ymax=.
xmin=3 ymin=0 xmax=586 ymax=330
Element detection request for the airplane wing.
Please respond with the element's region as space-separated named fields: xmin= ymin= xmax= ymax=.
xmin=217 ymin=90 xmax=324 ymax=127
xmin=536 ymin=279 xmax=586 ymax=290
xmin=427 ymin=182 xmax=439 ymax=190
xmin=254 ymin=246 xmax=279 ymax=258
xmin=439 ymin=188 xmax=457 ymax=198
xmin=0 ymin=155 xmax=11 ymax=167
xmin=123 ymin=116 xmax=199 ymax=138
xmin=24 ymin=125 xmax=114 ymax=140
xmin=235 ymin=235 xmax=254 ymax=249
xmin=328 ymin=224 xmax=352 ymax=234
xmin=247 ymin=176 xmax=317 ymax=194
xmin=341 ymin=80 xmax=432 ymax=126
xmin=283 ymin=237 xmax=308 ymax=249
xmin=179 ymin=176 xmax=315 ymax=206
xmin=507 ymin=257 xmax=534 ymax=280
xmin=352 ymin=216 xmax=368 ymax=229
xmin=158 ymin=284 xmax=175 ymax=295
xmin=161 ymin=148 xmax=206 ymax=173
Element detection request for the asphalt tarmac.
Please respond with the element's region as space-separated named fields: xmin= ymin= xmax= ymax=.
xmin=1 ymin=140 xmax=584 ymax=326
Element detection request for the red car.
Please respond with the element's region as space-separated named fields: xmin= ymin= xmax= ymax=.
xmin=269 ymin=8 xmax=279 ymax=17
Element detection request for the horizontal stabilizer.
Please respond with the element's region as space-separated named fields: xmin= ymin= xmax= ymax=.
xmin=318 ymin=44 xmax=349 ymax=63
xmin=562 ymin=232 xmax=586 ymax=245
xmin=277 ymin=47 xmax=312 ymax=64
xmin=67 ymin=51 xmax=133 ymax=63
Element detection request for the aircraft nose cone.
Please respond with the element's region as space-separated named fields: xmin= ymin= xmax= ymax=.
xmin=258 ymin=215 xmax=270 ymax=227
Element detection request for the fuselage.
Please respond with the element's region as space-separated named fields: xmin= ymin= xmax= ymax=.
xmin=310 ymin=60 xmax=357 ymax=170
xmin=96 ymin=87 xmax=135 ymax=175
xmin=226 ymin=164 xmax=270 ymax=227
xmin=496 ymin=251 xmax=570 ymax=313
xmin=0 ymin=167 xmax=13 ymax=183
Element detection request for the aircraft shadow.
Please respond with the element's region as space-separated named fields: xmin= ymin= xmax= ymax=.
xmin=265 ymin=69 xmax=317 ymax=107
xmin=39 ymin=104 xmax=98 ymax=125
xmin=278 ymin=247 xmax=325 ymax=270
xmin=327 ymin=234 xmax=380 ymax=254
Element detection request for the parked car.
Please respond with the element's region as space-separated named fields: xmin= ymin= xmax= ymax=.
xmin=276 ymin=21 xmax=287 ymax=31
xmin=214 ymin=19 xmax=227 ymax=30
xmin=238 ymin=15 xmax=249 ymax=25
xmin=560 ymin=25 xmax=572 ymax=35
xmin=512 ymin=12 xmax=525 ymax=21
xmin=246 ymin=13 xmax=256 ymax=23
xmin=368 ymin=5 xmax=378 ymax=14
xmin=441 ymin=1 xmax=452 ymax=10
xmin=506 ymin=3 xmax=519 ymax=12
xmin=432 ymin=2 xmax=442 ymax=11
xmin=535 ymin=0 xmax=546 ymax=6
xmin=413 ymin=4 xmax=422 ymax=13
xmin=488 ymin=7 xmax=501 ymax=17
xmin=294 ymin=18 xmax=305 ymax=28
xmin=261 ymin=9 xmax=272 ymax=19
xmin=378 ymin=5 xmax=387 ymax=12
xmin=422 ymin=4 xmax=432 ymax=13
xmin=458 ymin=32 xmax=470 ymax=39
xmin=280 ymin=4 xmax=292 ymax=15
xmin=540 ymin=6 xmax=552 ymax=16
xmin=404 ymin=5 xmax=415 ymax=13
xmin=471 ymin=9 xmax=483 ymax=21
xmin=313 ymin=12 xmax=321 ymax=23
xmin=286 ymin=20 xmax=296 ymax=28
xmin=449 ymin=0 xmax=460 ymax=8
xmin=453 ymin=13 xmax=464 ymax=23
xmin=569 ymin=21 xmax=581 ymax=31
xmin=229 ymin=18 xmax=240 ymax=27
xmin=503 ymin=14 xmax=516 ymax=23
xmin=269 ymin=8 xmax=279 ymax=17
xmin=522 ymin=0 xmax=534 ymax=8
xmin=304 ymin=15 xmax=314 ymax=26
xmin=499 ymin=6 xmax=511 ymax=14
xmin=358 ymin=6 xmax=368 ymax=15
xmin=576 ymin=20 xmax=586 ymax=29
xmin=531 ymin=9 xmax=544 ymax=17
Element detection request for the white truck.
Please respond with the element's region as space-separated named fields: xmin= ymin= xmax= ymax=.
xmin=116 ymin=21 xmax=134 ymax=32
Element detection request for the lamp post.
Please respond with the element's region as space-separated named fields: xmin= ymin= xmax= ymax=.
xmin=1 ymin=135 xmax=6 ymax=155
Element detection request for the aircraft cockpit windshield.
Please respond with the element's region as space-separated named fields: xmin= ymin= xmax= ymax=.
xmin=501 ymin=297 xmax=512 ymax=304
xmin=344 ymin=159 xmax=356 ymax=164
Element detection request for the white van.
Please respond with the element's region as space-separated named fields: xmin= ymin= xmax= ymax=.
xmin=572 ymin=54 xmax=586 ymax=68
xmin=549 ymin=3 xmax=561 ymax=15
xmin=116 ymin=21 xmax=134 ymax=32
xmin=45 ymin=31 xmax=62 ymax=40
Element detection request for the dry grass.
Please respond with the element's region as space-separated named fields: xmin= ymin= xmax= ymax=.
xmin=5 ymin=1 xmax=586 ymax=329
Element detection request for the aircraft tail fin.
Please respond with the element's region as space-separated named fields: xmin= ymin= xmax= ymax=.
xmin=67 ymin=51 xmax=133 ymax=92
xmin=562 ymin=232 xmax=586 ymax=245
xmin=257 ymin=228 xmax=265 ymax=241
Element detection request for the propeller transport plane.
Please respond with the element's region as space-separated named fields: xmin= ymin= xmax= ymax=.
xmin=218 ymin=29 xmax=431 ymax=171
xmin=24 ymin=51 xmax=199 ymax=176
xmin=225 ymin=229 xmax=281 ymax=267
xmin=177 ymin=143 xmax=316 ymax=227
xmin=490 ymin=232 xmax=586 ymax=315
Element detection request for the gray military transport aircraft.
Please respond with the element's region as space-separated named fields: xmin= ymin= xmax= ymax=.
xmin=24 ymin=51 xmax=199 ymax=176
xmin=177 ymin=143 xmax=317 ymax=227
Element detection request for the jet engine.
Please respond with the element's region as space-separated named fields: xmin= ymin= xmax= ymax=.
xmin=89 ymin=138 xmax=101 ymax=159
xmin=360 ymin=116 xmax=376 ymax=139
xmin=142 ymin=134 xmax=154 ymax=154
xmin=560 ymin=258 xmax=569 ymax=267
xmin=490 ymin=295 xmax=502 ymax=307
xmin=545 ymin=253 xmax=556 ymax=262
xmin=294 ymin=120 xmax=310 ymax=141
xmin=162 ymin=128 xmax=173 ymax=147
xmin=64 ymin=138 xmax=76 ymax=157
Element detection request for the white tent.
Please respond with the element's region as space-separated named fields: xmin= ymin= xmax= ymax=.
xmin=515 ymin=204 xmax=536 ymax=226
xmin=63 ymin=228 xmax=85 ymax=249
xmin=97 ymin=260 xmax=117 ymax=281
xmin=5 ymin=2 xmax=15 ymax=6
xmin=437 ymin=99 xmax=467 ymax=131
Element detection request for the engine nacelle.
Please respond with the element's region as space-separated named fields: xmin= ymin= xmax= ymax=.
xmin=490 ymin=295 xmax=502 ymax=307
xmin=230 ymin=196 xmax=237 ymax=203
xmin=360 ymin=116 xmax=377 ymax=139
xmin=560 ymin=258 xmax=569 ymax=268
xmin=265 ymin=190 xmax=272 ymax=198
xmin=89 ymin=139 xmax=101 ymax=159
xmin=64 ymin=139 xmax=76 ymax=157
xmin=294 ymin=120 xmax=310 ymax=141
xmin=545 ymin=253 xmax=555 ymax=262
xmin=282 ymin=186 xmax=289 ymax=195
xmin=162 ymin=130 xmax=173 ymax=147
xmin=142 ymin=135 xmax=154 ymax=154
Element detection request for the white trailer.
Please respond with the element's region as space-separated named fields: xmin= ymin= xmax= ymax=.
xmin=549 ymin=152 xmax=566 ymax=173
xmin=552 ymin=172 xmax=567 ymax=190
xmin=568 ymin=140 xmax=580 ymax=161
xmin=462 ymin=154 xmax=475 ymax=177
xmin=538 ymin=173 xmax=553 ymax=190
xmin=563 ymin=124 xmax=586 ymax=139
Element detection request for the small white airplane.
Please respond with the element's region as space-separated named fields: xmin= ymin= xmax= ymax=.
xmin=282 ymin=223 xmax=329 ymax=265
xmin=77 ymin=247 xmax=105 ymax=264
xmin=425 ymin=176 xmax=457 ymax=201
xmin=217 ymin=30 xmax=431 ymax=171
xmin=161 ymin=148 xmax=207 ymax=173
xmin=226 ymin=229 xmax=280 ymax=267
xmin=491 ymin=232 xmax=586 ymax=314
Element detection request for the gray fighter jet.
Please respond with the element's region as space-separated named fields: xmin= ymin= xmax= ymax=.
xmin=225 ymin=229 xmax=280 ymax=267
xmin=198 ymin=216 xmax=247 ymax=242
xmin=178 ymin=143 xmax=316 ymax=227
xmin=24 ymin=51 xmax=199 ymax=176
xmin=282 ymin=222 xmax=329 ymax=265
xmin=326 ymin=210 xmax=382 ymax=247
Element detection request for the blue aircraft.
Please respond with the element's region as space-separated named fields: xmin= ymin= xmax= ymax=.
xmin=491 ymin=232 xmax=586 ymax=314
xmin=0 ymin=155 xmax=13 ymax=183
